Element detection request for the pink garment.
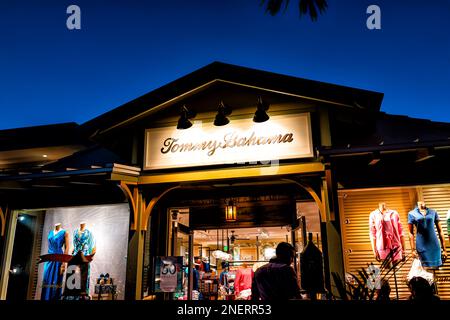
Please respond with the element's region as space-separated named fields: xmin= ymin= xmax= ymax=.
xmin=234 ymin=267 xmax=254 ymax=297
xmin=369 ymin=209 xmax=404 ymax=261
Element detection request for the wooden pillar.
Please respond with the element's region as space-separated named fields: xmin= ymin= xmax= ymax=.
xmin=125 ymin=191 xmax=146 ymax=300
xmin=321 ymin=166 xmax=345 ymax=297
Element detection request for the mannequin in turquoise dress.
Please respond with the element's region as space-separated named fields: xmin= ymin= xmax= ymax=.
xmin=41 ymin=223 xmax=70 ymax=300
xmin=73 ymin=222 xmax=96 ymax=295
xmin=408 ymin=201 xmax=447 ymax=268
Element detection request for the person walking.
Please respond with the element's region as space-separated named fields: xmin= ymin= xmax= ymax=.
xmin=251 ymin=242 xmax=301 ymax=300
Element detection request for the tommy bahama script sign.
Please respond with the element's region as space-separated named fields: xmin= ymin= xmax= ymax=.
xmin=144 ymin=113 xmax=313 ymax=170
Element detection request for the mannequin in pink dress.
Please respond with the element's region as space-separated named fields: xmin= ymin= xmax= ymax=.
xmin=369 ymin=202 xmax=406 ymax=262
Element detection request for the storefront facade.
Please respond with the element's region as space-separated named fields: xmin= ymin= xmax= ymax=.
xmin=1 ymin=62 xmax=450 ymax=300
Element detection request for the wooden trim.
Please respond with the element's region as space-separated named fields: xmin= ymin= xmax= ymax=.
xmin=112 ymin=163 xmax=141 ymax=173
xmin=100 ymin=80 xmax=218 ymax=135
xmin=110 ymin=173 xmax=139 ymax=183
xmin=0 ymin=206 xmax=8 ymax=237
xmin=138 ymin=163 xmax=324 ymax=185
xmin=281 ymin=178 xmax=326 ymax=222
xmin=27 ymin=212 xmax=44 ymax=300
xmin=141 ymin=186 xmax=181 ymax=231
xmin=0 ymin=210 xmax=18 ymax=299
xmin=119 ymin=182 xmax=139 ymax=230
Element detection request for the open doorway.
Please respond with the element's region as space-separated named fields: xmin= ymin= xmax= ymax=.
xmin=6 ymin=211 xmax=44 ymax=301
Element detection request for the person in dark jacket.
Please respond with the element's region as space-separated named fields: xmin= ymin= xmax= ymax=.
xmin=251 ymin=242 xmax=301 ymax=300
xmin=408 ymin=276 xmax=440 ymax=301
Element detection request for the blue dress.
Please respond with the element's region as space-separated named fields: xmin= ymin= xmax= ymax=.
xmin=73 ymin=229 xmax=95 ymax=295
xmin=408 ymin=207 xmax=442 ymax=267
xmin=41 ymin=229 xmax=66 ymax=300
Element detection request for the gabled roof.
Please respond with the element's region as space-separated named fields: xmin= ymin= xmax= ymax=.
xmin=80 ymin=61 xmax=384 ymax=136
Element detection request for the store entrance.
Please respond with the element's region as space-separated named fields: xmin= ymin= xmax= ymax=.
xmin=163 ymin=201 xmax=322 ymax=301
xmin=6 ymin=213 xmax=41 ymax=301
xmin=145 ymin=179 xmax=326 ymax=300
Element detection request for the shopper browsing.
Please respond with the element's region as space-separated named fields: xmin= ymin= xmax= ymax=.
xmin=251 ymin=242 xmax=301 ymax=300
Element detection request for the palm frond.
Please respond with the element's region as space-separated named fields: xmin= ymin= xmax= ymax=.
xmin=262 ymin=0 xmax=328 ymax=21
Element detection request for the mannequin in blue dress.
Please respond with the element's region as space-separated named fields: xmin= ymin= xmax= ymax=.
xmin=41 ymin=223 xmax=70 ymax=300
xmin=408 ymin=201 xmax=447 ymax=269
xmin=73 ymin=222 xmax=96 ymax=295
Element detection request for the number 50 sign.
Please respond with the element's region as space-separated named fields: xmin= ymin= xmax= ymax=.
xmin=155 ymin=256 xmax=183 ymax=293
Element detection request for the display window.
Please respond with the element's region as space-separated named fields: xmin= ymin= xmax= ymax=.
xmin=2 ymin=204 xmax=130 ymax=301
xmin=339 ymin=185 xmax=450 ymax=300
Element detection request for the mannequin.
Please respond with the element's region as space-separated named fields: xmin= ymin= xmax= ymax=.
xmin=369 ymin=203 xmax=406 ymax=262
xmin=41 ymin=223 xmax=70 ymax=300
xmin=234 ymin=262 xmax=254 ymax=299
xmin=73 ymin=222 xmax=96 ymax=295
xmin=408 ymin=201 xmax=447 ymax=268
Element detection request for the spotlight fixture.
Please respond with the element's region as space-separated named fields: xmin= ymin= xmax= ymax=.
xmin=176 ymin=105 xmax=195 ymax=130
xmin=253 ymin=97 xmax=270 ymax=123
xmin=225 ymin=199 xmax=237 ymax=222
xmin=214 ymin=101 xmax=232 ymax=126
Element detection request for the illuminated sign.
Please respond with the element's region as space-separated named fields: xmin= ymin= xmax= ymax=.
xmin=144 ymin=113 xmax=313 ymax=170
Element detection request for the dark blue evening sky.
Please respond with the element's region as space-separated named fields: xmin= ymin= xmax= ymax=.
xmin=1 ymin=0 xmax=449 ymax=129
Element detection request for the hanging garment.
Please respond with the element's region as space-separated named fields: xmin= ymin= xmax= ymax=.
xmin=408 ymin=207 xmax=442 ymax=268
xmin=369 ymin=209 xmax=404 ymax=261
xmin=41 ymin=229 xmax=66 ymax=300
xmin=219 ymin=270 xmax=228 ymax=287
xmin=300 ymin=239 xmax=325 ymax=294
xmin=192 ymin=268 xmax=199 ymax=291
xmin=234 ymin=267 xmax=254 ymax=298
xmin=73 ymin=229 xmax=96 ymax=294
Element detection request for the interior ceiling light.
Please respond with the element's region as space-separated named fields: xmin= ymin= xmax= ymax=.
xmin=177 ymin=105 xmax=195 ymax=130
xmin=416 ymin=148 xmax=435 ymax=163
xmin=225 ymin=200 xmax=237 ymax=222
xmin=214 ymin=101 xmax=232 ymax=126
xmin=253 ymin=97 xmax=270 ymax=123
xmin=368 ymin=151 xmax=381 ymax=166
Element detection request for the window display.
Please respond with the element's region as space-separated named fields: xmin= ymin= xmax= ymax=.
xmin=369 ymin=202 xmax=405 ymax=262
xmin=408 ymin=201 xmax=447 ymax=268
xmin=36 ymin=204 xmax=130 ymax=300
